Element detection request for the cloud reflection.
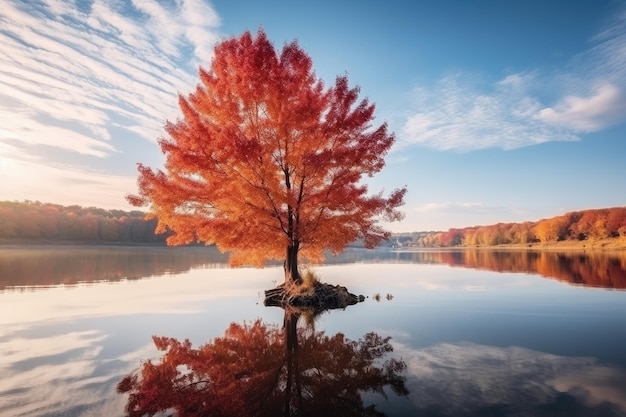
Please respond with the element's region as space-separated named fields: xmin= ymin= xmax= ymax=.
xmin=394 ymin=341 xmax=626 ymax=416
xmin=0 ymin=329 xmax=153 ymax=417
xmin=0 ymin=266 xmax=277 ymax=333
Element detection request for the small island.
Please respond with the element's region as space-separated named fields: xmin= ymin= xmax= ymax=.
xmin=264 ymin=270 xmax=365 ymax=312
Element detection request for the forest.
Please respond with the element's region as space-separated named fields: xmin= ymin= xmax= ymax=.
xmin=392 ymin=206 xmax=626 ymax=248
xmin=1 ymin=200 xmax=625 ymax=248
xmin=0 ymin=200 xmax=168 ymax=244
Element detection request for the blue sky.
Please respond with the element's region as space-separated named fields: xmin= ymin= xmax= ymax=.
xmin=1 ymin=0 xmax=625 ymax=232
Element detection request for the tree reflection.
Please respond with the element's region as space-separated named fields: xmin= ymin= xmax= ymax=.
xmin=0 ymin=246 xmax=230 ymax=290
xmin=327 ymin=250 xmax=626 ymax=289
xmin=440 ymin=250 xmax=626 ymax=289
xmin=117 ymin=310 xmax=408 ymax=416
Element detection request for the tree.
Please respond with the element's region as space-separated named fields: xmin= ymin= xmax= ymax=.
xmin=439 ymin=228 xmax=462 ymax=247
xmin=128 ymin=30 xmax=406 ymax=283
xmin=571 ymin=210 xmax=600 ymax=240
xmin=534 ymin=215 xmax=570 ymax=242
xmin=117 ymin=314 xmax=408 ymax=416
xmin=607 ymin=207 xmax=626 ymax=237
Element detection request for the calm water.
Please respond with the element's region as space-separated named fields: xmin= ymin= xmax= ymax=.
xmin=1 ymin=246 xmax=626 ymax=416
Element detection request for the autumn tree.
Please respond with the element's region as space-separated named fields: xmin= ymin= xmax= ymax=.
xmin=509 ymin=221 xmax=536 ymax=244
xmin=117 ymin=315 xmax=407 ymax=416
xmin=607 ymin=207 xmax=626 ymax=237
xmin=0 ymin=200 xmax=163 ymax=244
xmin=571 ymin=209 xmax=601 ymax=240
xmin=533 ymin=215 xmax=570 ymax=242
xmin=439 ymin=228 xmax=462 ymax=247
xmin=127 ymin=30 xmax=406 ymax=283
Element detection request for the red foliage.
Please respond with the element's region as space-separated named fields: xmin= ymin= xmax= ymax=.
xmin=413 ymin=207 xmax=625 ymax=248
xmin=117 ymin=316 xmax=408 ymax=416
xmin=127 ymin=30 xmax=405 ymax=282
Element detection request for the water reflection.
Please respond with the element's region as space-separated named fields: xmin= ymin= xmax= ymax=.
xmin=0 ymin=328 xmax=132 ymax=416
xmin=397 ymin=341 xmax=626 ymax=416
xmin=117 ymin=309 xmax=408 ymax=416
xmin=2 ymin=246 xmax=625 ymax=291
xmin=333 ymin=249 xmax=626 ymax=289
xmin=433 ymin=250 xmax=626 ymax=289
xmin=2 ymin=249 xmax=626 ymax=417
xmin=0 ymin=246 xmax=229 ymax=290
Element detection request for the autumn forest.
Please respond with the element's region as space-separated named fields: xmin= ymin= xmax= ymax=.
xmin=2 ymin=200 xmax=624 ymax=249
xmin=0 ymin=200 xmax=168 ymax=244
xmin=402 ymin=206 xmax=626 ymax=248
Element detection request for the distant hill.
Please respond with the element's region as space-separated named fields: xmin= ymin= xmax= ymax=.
xmin=0 ymin=200 xmax=169 ymax=245
xmin=2 ymin=201 xmax=625 ymax=250
xmin=389 ymin=207 xmax=626 ymax=249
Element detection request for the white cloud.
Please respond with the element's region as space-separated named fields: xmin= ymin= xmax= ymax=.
xmin=181 ymin=0 xmax=222 ymax=62
xmin=586 ymin=8 xmax=626 ymax=83
xmin=537 ymin=83 xmax=626 ymax=131
xmin=400 ymin=75 xmax=579 ymax=152
xmin=401 ymin=6 xmax=626 ymax=151
xmin=0 ymin=0 xmax=222 ymax=157
xmin=414 ymin=202 xmax=490 ymax=213
xmin=0 ymin=143 xmax=137 ymax=209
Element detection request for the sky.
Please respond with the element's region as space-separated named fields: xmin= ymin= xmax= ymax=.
xmin=1 ymin=0 xmax=625 ymax=233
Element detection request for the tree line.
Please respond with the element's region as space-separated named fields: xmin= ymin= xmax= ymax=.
xmin=394 ymin=207 xmax=626 ymax=248
xmin=0 ymin=200 xmax=169 ymax=244
xmin=2 ymin=201 xmax=624 ymax=248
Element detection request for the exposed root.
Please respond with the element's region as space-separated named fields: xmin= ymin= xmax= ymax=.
xmin=264 ymin=280 xmax=365 ymax=313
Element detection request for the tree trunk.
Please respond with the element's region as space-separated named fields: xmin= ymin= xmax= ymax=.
xmin=283 ymin=167 xmax=301 ymax=285
xmin=283 ymin=312 xmax=299 ymax=416
xmin=284 ymin=241 xmax=300 ymax=284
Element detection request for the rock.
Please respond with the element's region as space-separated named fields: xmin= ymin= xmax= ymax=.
xmin=264 ymin=281 xmax=364 ymax=312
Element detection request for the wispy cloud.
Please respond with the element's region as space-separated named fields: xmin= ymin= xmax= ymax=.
xmin=401 ymin=6 xmax=626 ymax=151
xmin=401 ymin=73 xmax=579 ymax=151
xmin=0 ymin=0 xmax=221 ymax=158
xmin=537 ymin=83 xmax=626 ymax=131
xmin=0 ymin=142 xmax=138 ymax=208
xmin=0 ymin=0 xmax=221 ymax=207
xmin=414 ymin=202 xmax=501 ymax=214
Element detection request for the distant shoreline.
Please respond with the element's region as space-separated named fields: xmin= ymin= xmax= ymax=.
xmin=485 ymin=238 xmax=626 ymax=252
xmin=2 ymin=237 xmax=625 ymax=252
xmin=396 ymin=237 xmax=626 ymax=252
xmin=0 ymin=239 xmax=168 ymax=247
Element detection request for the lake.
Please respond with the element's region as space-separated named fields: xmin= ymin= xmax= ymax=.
xmin=1 ymin=246 xmax=626 ymax=416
